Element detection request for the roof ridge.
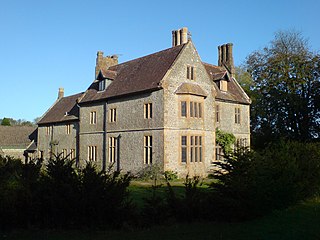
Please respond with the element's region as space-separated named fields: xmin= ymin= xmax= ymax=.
xmin=109 ymin=44 xmax=186 ymax=70
xmin=202 ymin=62 xmax=224 ymax=69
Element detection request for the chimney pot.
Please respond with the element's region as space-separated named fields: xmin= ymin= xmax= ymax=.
xmin=58 ymin=87 xmax=64 ymax=99
xmin=95 ymin=51 xmax=119 ymax=79
xmin=218 ymin=43 xmax=235 ymax=77
xmin=172 ymin=31 xmax=176 ymax=47
xmin=180 ymin=27 xmax=188 ymax=44
xmin=172 ymin=27 xmax=189 ymax=47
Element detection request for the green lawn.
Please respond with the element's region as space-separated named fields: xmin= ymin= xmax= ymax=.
xmin=2 ymin=184 xmax=320 ymax=240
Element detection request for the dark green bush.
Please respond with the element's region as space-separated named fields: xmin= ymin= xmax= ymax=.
xmin=0 ymin=154 xmax=134 ymax=229
xmin=0 ymin=156 xmax=42 ymax=229
xmin=165 ymin=175 xmax=206 ymax=221
xmin=141 ymin=180 xmax=168 ymax=225
xmin=210 ymin=140 xmax=320 ymax=220
xmin=79 ymin=163 xmax=134 ymax=228
xmin=37 ymin=154 xmax=80 ymax=228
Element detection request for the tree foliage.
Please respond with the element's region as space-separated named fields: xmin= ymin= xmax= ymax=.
xmin=0 ymin=117 xmax=35 ymax=126
xmin=210 ymin=140 xmax=320 ymax=220
xmin=215 ymin=128 xmax=236 ymax=155
xmin=1 ymin=118 xmax=11 ymax=126
xmin=244 ymin=30 xmax=320 ymax=146
xmin=0 ymin=154 xmax=134 ymax=230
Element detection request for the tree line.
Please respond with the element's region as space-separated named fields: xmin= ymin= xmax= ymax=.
xmin=236 ymin=30 xmax=320 ymax=148
xmin=0 ymin=117 xmax=38 ymax=127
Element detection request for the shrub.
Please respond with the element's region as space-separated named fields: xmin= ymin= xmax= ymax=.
xmin=210 ymin=140 xmax=320 ymax=220
xmin=0 ymin=156 xmax=42 ymax=229
xmin=0 ymin=154 xmax=135 ymax=229
xmin=141 ymin=174 xmax=168 ymax=225
xmin=165 ymin=175 xmax=205 ymax=221
xmin=37 ymin=154 xmax=80 ymax=228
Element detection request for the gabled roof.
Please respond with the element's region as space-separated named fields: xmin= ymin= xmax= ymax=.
xmin=203 ymin=62 xmax=251 ymax=104
xmin=38 ymin=92 xmax=83 ymax=125
xmin=203 ymin=63 xmax=229 ymax=81
xmin=99 ymin=69 xmax=117 ymax=80
xmin=79 ymin=44 xmax=186 ymax=103
xmin=0 ymin=126 xmax=36 ymax=149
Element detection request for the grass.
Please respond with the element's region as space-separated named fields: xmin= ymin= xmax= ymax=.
xmin=2 ymin=182 xmax=320 ymax=240
xmin=129 ymin=178 xmax=213 ymax=208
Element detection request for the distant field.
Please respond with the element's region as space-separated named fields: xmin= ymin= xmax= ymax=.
xmin=2 ymin=188 xmax=320 ymax=240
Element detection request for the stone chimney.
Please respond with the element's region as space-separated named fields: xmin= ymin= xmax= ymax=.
xmin=218 ymin=43 xmax=235 ymax=77
xmin=172 ymin=27 xmax=189 ymax=47
xmin=58 ymin=87 xmax=64 ymax=99
xmin=95 ymin=51 xmax=118 ymax=79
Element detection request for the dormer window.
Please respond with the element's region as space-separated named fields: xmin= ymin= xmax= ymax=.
xmin=219 ymin=80 xmax=228 ymax=91
xmin=99 ymin=79 xmax=106 ymax=91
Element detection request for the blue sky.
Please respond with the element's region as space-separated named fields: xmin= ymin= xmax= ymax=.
xmin=0 ymin=0 xmax=319 ymax=122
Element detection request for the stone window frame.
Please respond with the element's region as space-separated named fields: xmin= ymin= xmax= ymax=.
xmin=109 ymin=108 xmax=117 ymax=123
xmin=90 ymin=111 xmax=97 ymax=125
xmin=189 ymin=101 xmax=202 ymax=118
xmin=181 ymin=135 xmax=187 ymax=163
xmin=108 ymin=136 xmax=117 ymax=163
xmin=180 ymin=133 xmax=204 ymax=164
xmin=46 ymin=126 xmax=51 ymax=135
xmin=70 ymin=149 xmax=76 ymax=160
xmin=235 ymin=107 xmax=241 ymax=124
xmin=190 ymin=135 xmax=203 ymax=163
xmin=235 ymin=138 xmax=248 ymax=151
xmin=88 ymin=145 xmax=97 ymax=161
xmin=98 ymin=79 xmax=106 ymax=91
xmin=180 ymin=101 xmax=187 ymax=117
xmin=179 ymin=97 xmax=204 ymax=119
xmin=216 ymin=104 xmax=220 ymax=123
xmin=62 ymin=149 xmax=67 ymax=158
xmin=144 ymin=135 xmax=153 ymax=165
xmin=144 ymin=102 xmax=153 ymax=119
xmin=187 ymin=65 xmax=195 ymax=80
xmin=66 ymin=124 xmax=71 ymax=134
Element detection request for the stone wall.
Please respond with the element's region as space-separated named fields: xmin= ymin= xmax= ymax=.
xmin=79 ymin=101 xmax=106 ymax=168
xmin=37 ymin=121 xmax=79 ymax=161
xmin=215 ymin=100 xmax=250 ymax=146
xmin=162 ymin=41 xmax=216 ymax=177
xmin=105 ymin=90 xmax=164 ymax=173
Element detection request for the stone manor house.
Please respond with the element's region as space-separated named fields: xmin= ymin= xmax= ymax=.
xmin=37 ymin=27 xmax=251 ymax=176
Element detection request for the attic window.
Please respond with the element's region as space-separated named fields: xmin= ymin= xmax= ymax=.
xmin=99 ymin=79 xmax=106 ymax=91
xmin=187 ymin=66 xmax=195 ymax=80
xmin=218 ymin=80 xmax=228 ymax=92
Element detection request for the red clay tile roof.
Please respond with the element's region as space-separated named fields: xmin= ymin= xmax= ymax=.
xmin=203 ymin=62 xmax=251 ymax=104
xmin=79 ymin=44 xmax=185 ymax=103
xmin=0 ymin=126 xmax=36 ymax=148
xmin=38 ymin=92 xmax=84 ymax=125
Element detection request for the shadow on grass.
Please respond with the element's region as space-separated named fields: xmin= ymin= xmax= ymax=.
xmin=3 ymin=190 xmax=320 ymax=240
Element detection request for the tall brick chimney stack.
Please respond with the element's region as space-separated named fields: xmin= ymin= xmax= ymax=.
xmin=95 ymin=51 xmax=118 ymax=79
xmin=218 ymin=43 xmax=235 ymax=77
xmin=58 ymin=87 xmax=64 ymax=99
xmin=172 ymin=27 xmax=188 ymax=47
